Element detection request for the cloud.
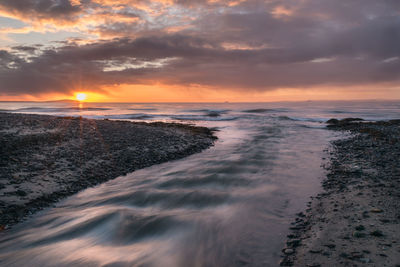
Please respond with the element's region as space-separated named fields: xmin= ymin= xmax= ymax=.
xmin=0 ymin=0 xmax=82 ymax=23
xmin=0 ymin=0 xmax=399 ymax=96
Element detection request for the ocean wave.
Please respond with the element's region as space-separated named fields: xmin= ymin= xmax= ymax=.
xmin=242 ymin=108 xmax=289 ymax=113
xmin=181 ymin=109 xmax=231 ymax=118
xmin=242 ymin=108 xmax=273 ymax=113
xmin=277 ymin=116 xmax=326 ymax=122
xmin=90 ymin=113 xmax=155 ymax=120
xmin=92 ymin=113 xmax=238 ymax=121
xmin=328 ymin=110 xmax=358 ymax=114
xmin=15 ymin=107 xmax=112 ymax=112
xmin=172 ymin=115 xmax=238 ymax=121
xmin=128 ymin=108 xmax=158 ymax=111
xmin=183 ymin=109 xmax=230 ymax=113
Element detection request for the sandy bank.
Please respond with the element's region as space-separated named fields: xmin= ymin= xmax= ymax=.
xmin=281 ymin=119 xmax=400 ymax=267
xmin=0 ymin=113 xmax=216 ymax=228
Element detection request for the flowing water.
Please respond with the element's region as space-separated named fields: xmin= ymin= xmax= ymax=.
xmin=0 ymin=101 xmax=399 ymax=266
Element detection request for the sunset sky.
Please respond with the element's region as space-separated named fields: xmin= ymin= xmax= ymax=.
xmin=0 ymin=0 xmax=399 ymax=102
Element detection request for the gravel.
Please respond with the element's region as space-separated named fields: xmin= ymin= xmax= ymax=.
xmin=0 ymin=112 xmax=217 ymax=228
xmin=280 ymin=118 xmax=400 ymax=267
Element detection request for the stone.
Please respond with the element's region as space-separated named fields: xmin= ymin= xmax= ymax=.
xmin=287 ymin=239 xmax=301 ymax=247
xmin=370 ymin=230 xmax=384 ymax=237
xmin=370 ymin=208 xmax=383 ymax=213
xmin=326 ymin=119 xmax=339 ymax=124
xmin=309 ymin=249 xmax=322 ymax=254
xmin=353 ymin=231 xmax=366 ymax=238
xmin=15 ymin=190 xmax=27 ymax=197
xmin=284 ymin=249 xmax=294 ymax=255
xmin=355 ymin=225 xmax=365 ymax=231
xmin=359 ymin=258 xmax=371 ymax=263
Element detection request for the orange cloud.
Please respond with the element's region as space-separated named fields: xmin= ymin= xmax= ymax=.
xmin=271 ymin=6 xmax=293 ymax=18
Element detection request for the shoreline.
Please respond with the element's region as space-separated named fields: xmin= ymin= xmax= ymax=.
xmin=0 ymin=112 xmax=217 ymax=228
xmin=281 ymin=119 xmax=400 ymax=266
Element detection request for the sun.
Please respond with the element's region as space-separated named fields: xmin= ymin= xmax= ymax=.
xmin=76 ymin=93 xmax=87 ymax=102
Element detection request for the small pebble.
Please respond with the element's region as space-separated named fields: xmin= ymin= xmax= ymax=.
xmin=284 ymin=249 xmax=294 ymax=255
xmin=370 ymin=208 xmax=383 ymax=213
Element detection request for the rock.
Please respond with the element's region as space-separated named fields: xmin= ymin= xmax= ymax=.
xmin=326 ymin=118 xmax=364 ymax=126
xmin=287 ymin=239 xmax=301 ymax=247
xmin=339 ymin=252 xmax=350 ymax=258
xmin=370 ymin=208 xmax=383 ymax=213
xmin=309 ymin=249 xmax=323 ymax=254
xmin=355 ymin=225 xmax=365 ymax=231
xmin=370 ymin=230 xmax=384 ymax=237
xmin=340 ymin=118 xmax=364 ymax=123
xmin=15 ymin=190 xmax=27 ymax=196
xmin=351 ymin=251 xmax=363 ymax=259
xmin=284 ymin=248 xmax=294 ymax=255
xmin=323 ymin=244 xmax=336 ymax=249
xmin=353 ymin=231 xmax=366 ymax=238
xmin=359 ymin=258 xmax=371 ymax=263
xmin=297 ymin=212 xmax=305 ymax=217
xmin=326 ymin=118 xmax=339 ymax=124
xmin=279 ymin=258 xmax=293 ymax=266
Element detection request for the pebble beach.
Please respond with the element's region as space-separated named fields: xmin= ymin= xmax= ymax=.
xmin=0 ymin=113 xmax=216 ymax=228
xmin=281 ymin=119 xmax=400 ymax=267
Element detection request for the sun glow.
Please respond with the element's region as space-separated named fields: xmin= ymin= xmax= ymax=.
xmin=76 ymin=93 xmax=87 ymax=102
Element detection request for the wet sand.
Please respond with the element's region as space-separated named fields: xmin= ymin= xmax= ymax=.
xmin=0 ymin=113 xmax=216 ymax=228
xmin=281 ymin=119 xmax=400 ymax=266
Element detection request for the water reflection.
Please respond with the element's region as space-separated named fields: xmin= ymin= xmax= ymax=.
xmin=0 ymin=110 xmax=336 ymax=266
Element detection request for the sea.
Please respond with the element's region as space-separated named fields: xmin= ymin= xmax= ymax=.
xmin=0 ymin=100 xmax=399 ymax=266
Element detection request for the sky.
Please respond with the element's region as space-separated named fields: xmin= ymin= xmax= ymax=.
xmin=0 ymin=0 xmax=399 ymax=102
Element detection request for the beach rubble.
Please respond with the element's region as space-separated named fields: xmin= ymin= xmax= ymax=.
xmin=0 ymin=113 xmax=216 ymax=228
xmin=281 ymin=118 xmax=400 ymax=267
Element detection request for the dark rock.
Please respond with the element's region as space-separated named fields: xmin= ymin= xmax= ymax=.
xmin=355 ymin=225 xmax=365 ymax=231
xmin=323 ymin=244 xmax=336 ymax=249
xmin=15 ymin=190 xmax=27 ymax=197
xmin=370 ymin=230 xmax=384 ymax=237
xmin=279 ymin=258 xmax=293 ymax=266
xmin=286 ymin=239 xmax=301 ymax=247
xmin=326 ymin=118 xmax=339 ymax=124
xmin=340 ymin=118 xmax=364 ymax=123
xmin=339 ymin=252 xmax=350 ymax=258
xmin=353 ymin=231 xmax=366 ymax=238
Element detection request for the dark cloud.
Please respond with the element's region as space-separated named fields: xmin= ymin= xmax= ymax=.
xmin=0 ymin=0 xmax=399 ymax=95
xmin=0 ymin=0 xmax=83 ymax=22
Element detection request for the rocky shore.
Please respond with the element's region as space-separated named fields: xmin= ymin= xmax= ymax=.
xmin=0 ymin=113 xmax=216 ymax=228
xmin=281 ymin=118 xmax=400 ymax=267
